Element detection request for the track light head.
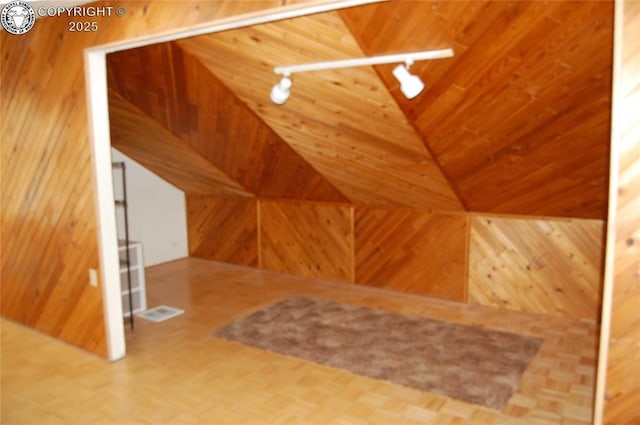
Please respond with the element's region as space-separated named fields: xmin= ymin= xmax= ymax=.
xmin=270 ymin=76 xmax=292 ymax=105
xmin=392 ymin=63 xmax=425 ymax=99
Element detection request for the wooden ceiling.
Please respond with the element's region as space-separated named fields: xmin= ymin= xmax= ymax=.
xmin=109 ymin=90 xmax=252 ymax=197
xmin=107 ymin=0 xmax=613 ymax=218
xmin=108 ymin=42 xmax=347 ymax=202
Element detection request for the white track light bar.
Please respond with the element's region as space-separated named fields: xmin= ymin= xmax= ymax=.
xmin=274 ymin=48 xmax=454 ymax=76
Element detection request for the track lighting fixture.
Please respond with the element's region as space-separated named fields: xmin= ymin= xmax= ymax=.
xmin=270 ymin=48 xmax=453 ymax=105
xmin=270 ymin=75 xmax=292 ymax=105
xmin=392 ymin=60 xmax=424 ymax=99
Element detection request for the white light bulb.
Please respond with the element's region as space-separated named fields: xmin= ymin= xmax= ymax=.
xmin=270 ymin=77 xmax=292 ymax=105
xmin=392 ymin=64 xmax=425 ymax=99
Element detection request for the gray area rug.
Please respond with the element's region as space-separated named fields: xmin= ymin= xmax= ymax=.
xmin=213 ymin=296 xmax=542 ymax=410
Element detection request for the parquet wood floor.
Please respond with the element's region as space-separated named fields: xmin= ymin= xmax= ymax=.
xmin=1 ymin=258 xmax=598 ymax=424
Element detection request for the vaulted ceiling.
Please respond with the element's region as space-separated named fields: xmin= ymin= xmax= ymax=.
xmin=107 ymin=0 xmax=613 ymax=219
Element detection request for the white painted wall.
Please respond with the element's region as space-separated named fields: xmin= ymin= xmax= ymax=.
xmin=111 ymin=148 xmax=188 ymax=267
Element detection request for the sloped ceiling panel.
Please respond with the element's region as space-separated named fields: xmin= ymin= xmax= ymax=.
xmin=107 ymin=43 xmax=347 ymax=202
xmin=109 ymin=91 xmax=252 ymax=197
xmin=177 ymin=12 xmax=464 ymax=211
xmin=341 ymin=0 xmax=613 ymax=219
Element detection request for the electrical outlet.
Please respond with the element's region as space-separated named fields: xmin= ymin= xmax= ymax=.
xmin=89 ymin=268 xmax=98 ymax=287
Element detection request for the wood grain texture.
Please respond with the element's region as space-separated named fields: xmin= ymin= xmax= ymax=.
xmin=2 ymin=259 xmax=599 ymax=424
xmin=603 ymin=1 xmax=640 ymax=422
xmin=468 ymin=216 xmax=605 ymax=321
xmin=109 ymin=91 xmax=252 ymax=197
xmin=107 ymin=42 xmax=347 ymax=202
xmin=176 ymin=12 xmax=464 ymax=211
xmin=260 ymin=200 xmax=354 ymax=282
xmin=341 ymin=1 xmax=613 ymax=219
xmin=0 ymin=0 xmax=294 ymax=357
xmin=354 ymin=208 xmax=467 ymax=301
xmin=187 ymin=196 xmax=258 ymax=267
xmin=0 ymin=12 xmax=111 ymax=357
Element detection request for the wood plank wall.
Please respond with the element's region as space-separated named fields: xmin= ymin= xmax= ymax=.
xmin=186 ymin=196 xmax=258 ymax=267
xmin=354 ymin=208 xmax=467 ymax=301
xmin=468 ymin=216 xmax=605 ymax=320
xmin=2 ymin=0 xmax=614 ymax=362
xmin=260 ymin=200 xmax=354 ymax=282
xmin=0 ymin=0 xmax=289 ymax=357
xmin=187 ymin=198 xmax=605 ymax=321
xmin=601 ymin=0 xmax=640 ymax=422
xmin=188 ymin=198 xmax=354 ymax=282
